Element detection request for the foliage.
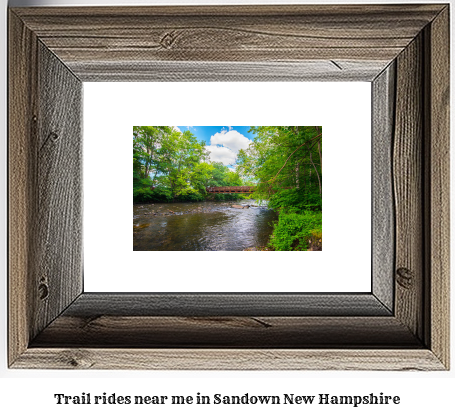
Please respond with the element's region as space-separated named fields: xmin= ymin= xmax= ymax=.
xmin=133 ymin=125 xmax=322 ymax=250
xmin=268 ymin=189 xmax=322 ymax=212
xmin=236 ymin=126 xmax=322 ymax=250
xmin=133 ymin=127 xmax=246 ymax=203
xmin=268 ymin=210 xmax=322 ymax=251
xmin=237 ymin=126 xmax=322 ymax=201
xmin=205 ymin=162 xmax=246 ymax=201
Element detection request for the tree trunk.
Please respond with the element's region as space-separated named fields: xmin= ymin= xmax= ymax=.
xmin=318 ymin=141 xmax=322 ymax=174
xmin=310 ymin=152 xmax=322 ymax=195
xmin=295 ymin=161 xmax=300 ymax=189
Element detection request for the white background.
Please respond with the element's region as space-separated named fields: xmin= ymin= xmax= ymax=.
xmin=1 ymin=1 xmax=454 ymax=414
xmin=84 ymin=82 xmax=371 ymax=292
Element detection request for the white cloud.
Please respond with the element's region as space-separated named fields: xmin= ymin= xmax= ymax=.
xmin=209 ymin=130 xmax=251 ymax=153
xmin=173 ymin=126 xmax=181 ymax=133
xmin=205 ymin=145 xmax=237 ymax=165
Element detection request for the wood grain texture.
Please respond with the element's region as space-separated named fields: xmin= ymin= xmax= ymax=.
xmin=8 ymin=10 xmax=38 ymax=366
xmin=13 ymin=349 xmax=445 ymax=371
xmin=8 ymin=4 xmax=450 ymax=370
xmin=393 ymin=34 xmax=424 ymax=340
xmin=9 ymin=11 xmax=83 ymax=366
xmin=31 ymin=316 xmax=420 ymax=348
xmin=372 ymin=63 xmax=395 ymax=312
xmin=65 ymin=293 xmax=391 ymax=317
xmin=11 ymin=5 xmax=444 ymax=81
xmin=31 ymin=42 xmax=83 ymax=339
xmin=70 ymin=60 xmax=387 ymax=82
xmin=426 ymin=6 xmax=450 ymax=368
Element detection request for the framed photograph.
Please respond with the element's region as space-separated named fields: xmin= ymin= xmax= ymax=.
xmin=8 ymin=4 xmax=449 ymax=370
xmin=85 ymin=83 xmax=368 ymax=293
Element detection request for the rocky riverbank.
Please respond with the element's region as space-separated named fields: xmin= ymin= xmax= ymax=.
xmin=134 ymin=202 xmax=265 ymax=219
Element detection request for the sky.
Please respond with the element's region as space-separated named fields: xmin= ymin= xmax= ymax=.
xmin=177 ymin=126 xmax=256 ymax=168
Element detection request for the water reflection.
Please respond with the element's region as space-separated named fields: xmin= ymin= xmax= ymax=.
xmin=133 ymin=200 xmax=277 ymax=251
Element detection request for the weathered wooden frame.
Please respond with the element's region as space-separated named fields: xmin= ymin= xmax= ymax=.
xmin=8 ymin=5 xmax=449 ymax=370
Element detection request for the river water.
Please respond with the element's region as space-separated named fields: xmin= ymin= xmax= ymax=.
xmin=133 ymin=199 xmax=278 ymax=251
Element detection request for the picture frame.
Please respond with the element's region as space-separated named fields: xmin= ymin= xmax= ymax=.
xmin=8 ymin=4 xmax=449 ymax=370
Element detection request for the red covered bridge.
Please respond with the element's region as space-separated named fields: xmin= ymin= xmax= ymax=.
xmin=206 ymin=186 xmax=255 ymax=194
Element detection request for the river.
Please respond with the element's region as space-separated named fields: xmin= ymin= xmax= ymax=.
xmin=133 ymin=199 xmax=278 ymax=251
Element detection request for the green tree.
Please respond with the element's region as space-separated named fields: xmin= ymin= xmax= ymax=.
xmin=236 ymin=126 xmax=322 ymax=250
xmin=159 ymin=129 xmax=209 ymax=200
xmin=133 ymin=126 xmax=172 ymax=182
xmin=237 ymin=126 xmax=322 ymax=211
xmin=134 ymin=127 xmax=217 ymax=202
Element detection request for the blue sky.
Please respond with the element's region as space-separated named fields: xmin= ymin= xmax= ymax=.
xmin=177 ymin=126 xmax=256 ymax=168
